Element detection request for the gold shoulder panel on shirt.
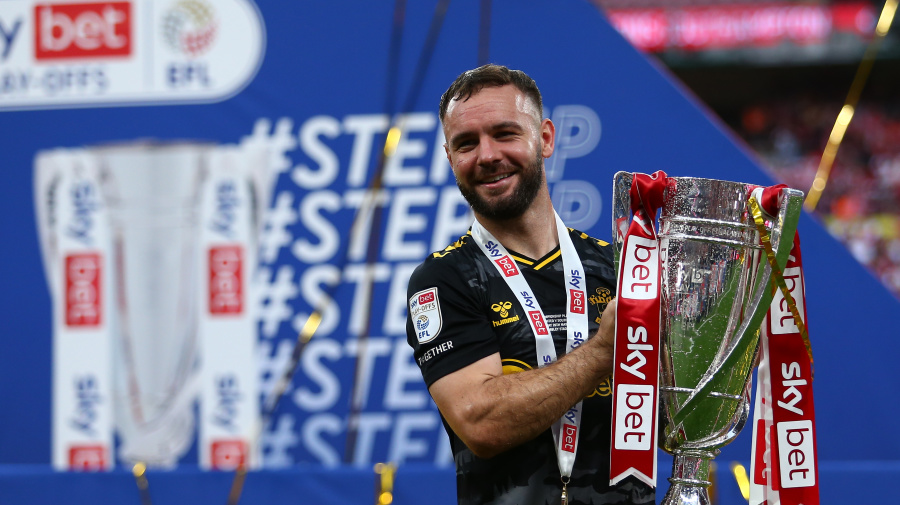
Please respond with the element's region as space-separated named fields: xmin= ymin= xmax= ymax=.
xmin=568 ymin=227 xmax=609 ymax=247
xmin=432 ymin=231 xmax=473 ymax=258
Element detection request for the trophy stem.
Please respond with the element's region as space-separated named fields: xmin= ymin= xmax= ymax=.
xmin=661 ymin=449 xmax=719 ymax=505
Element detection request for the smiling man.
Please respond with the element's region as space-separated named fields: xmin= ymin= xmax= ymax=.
xmin=405 ymin=65 xmax=654 ymax=505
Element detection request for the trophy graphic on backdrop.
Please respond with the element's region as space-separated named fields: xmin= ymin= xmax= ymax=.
xmin=611 ymin=172 xmax=804 ymax=505
xmin=98 ymin=144 xmax=208 ymax=466
xmin=37 ymin=141 xmax=266 ymax=470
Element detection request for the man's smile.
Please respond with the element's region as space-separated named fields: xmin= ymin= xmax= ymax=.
xmin=480 ymin=172 xmax=515 ymax=188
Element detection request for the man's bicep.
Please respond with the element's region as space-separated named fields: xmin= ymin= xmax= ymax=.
xmin=407 ymin=262 xmax=498 ymax=386
xmin=428 ymin=352 xmax=502 ymax=433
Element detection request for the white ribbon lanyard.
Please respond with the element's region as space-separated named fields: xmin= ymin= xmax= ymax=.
xmin=470 ymin=211 xmax=589 ymax=487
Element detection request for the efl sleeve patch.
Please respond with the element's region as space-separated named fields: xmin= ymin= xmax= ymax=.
xmin=408 ymin=287 xmax=442 ymax=344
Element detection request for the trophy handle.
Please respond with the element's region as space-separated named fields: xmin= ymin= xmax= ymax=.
xmin=34 ymin=150 xmax=63 ymax=291
xmin=611 ymin=171 xmax=634 ymax=273
xmin=670 ymin=186 xmax=805 ymax=427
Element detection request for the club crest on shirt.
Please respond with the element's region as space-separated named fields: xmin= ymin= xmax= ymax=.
xmin=588 ymin=377 xmax=613 ymax=397
xmin=589 ymin=287 xmax=613 ymax=324
xmin=409 ymin=287 xmax=442 ymax=343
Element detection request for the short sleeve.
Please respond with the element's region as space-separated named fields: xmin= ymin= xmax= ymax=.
xmin=406 ymin=257 xmax=499 ymax=387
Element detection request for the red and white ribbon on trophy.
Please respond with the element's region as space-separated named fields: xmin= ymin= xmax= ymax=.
xmin=609 ymin=171 xmax=667 ymax=488
xmin=609 ymin=173 xmax=819 ymax=503
xmin=749 ymin=186 xmax=820 ymax=505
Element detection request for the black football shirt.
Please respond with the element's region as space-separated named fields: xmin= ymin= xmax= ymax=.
xmin=406 ymin=228 xmax=654 ymax=505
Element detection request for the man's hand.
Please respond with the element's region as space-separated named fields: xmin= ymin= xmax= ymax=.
xmin=592 ymin=297 xmax=617 ymax=365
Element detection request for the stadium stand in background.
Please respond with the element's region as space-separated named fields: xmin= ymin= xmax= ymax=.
xmin=594 ymin=0 xmax=900 ymax=298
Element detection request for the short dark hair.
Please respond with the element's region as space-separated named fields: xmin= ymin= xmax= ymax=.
xmin=439 ymin=64 xmax=543 ymax=123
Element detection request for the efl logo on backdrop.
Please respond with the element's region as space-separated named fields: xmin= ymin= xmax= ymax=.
xmin=209 ymin=245 xmax=243 ymax=315
xmin=35 ymin=2 xmax=132 ymax=60
xmin=69 ymin=444 xmax=106 ymax=470
xmin=65 ymin=253 xmax=102 ymax=327
xmin=211 ymin=439 xmax=246 ymax=470
xmin=162 ymin=0 xmax=218 ymax=57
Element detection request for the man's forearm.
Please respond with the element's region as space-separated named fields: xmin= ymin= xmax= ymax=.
xmin=441 ymin=335 xmax=614 ymax=458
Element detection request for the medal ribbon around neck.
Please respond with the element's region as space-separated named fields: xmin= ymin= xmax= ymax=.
xmin=470 ymin=210 xmax=589 ymax=485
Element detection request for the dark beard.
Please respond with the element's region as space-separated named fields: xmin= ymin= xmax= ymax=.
xmin=457 ymin=152 xmax=544 ymax=221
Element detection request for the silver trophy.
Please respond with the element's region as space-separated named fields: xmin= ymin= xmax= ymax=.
xmin=612 ymin=173 xmax=803 ymax=505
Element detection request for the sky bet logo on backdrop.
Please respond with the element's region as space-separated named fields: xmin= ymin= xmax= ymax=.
xmin=34 ymin=2 xmax=132 ymax=60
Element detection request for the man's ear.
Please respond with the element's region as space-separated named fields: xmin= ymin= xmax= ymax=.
xmin=541 ymin=118 xmax=555 ymax=158
xmin=444 ymin=142 xmax=452 ymax=165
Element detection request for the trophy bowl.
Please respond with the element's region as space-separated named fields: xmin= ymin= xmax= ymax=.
xmin=98 ymin=143 xmax=210 ymax=467
xmin=613 ymin=172 xmax=803 ymax=505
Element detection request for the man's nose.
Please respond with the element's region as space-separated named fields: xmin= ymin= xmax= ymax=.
xmin=476 ymin=137 xmax=500 ymax=166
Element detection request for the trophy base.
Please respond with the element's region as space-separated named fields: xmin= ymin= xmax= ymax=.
xmin=661 ymin=484 xmax=711 ymax=505
xmin=660 ymin=449 xmax=718 ymax=505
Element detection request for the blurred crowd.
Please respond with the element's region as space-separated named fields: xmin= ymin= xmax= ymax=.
xmin=734 ymin=95 xmax=900 ymax=298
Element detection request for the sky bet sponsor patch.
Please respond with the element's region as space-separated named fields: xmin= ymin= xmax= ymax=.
xmin=409 ymin=287 xmax=442 ymax=344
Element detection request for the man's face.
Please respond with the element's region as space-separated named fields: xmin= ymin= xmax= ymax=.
xmin=442 ymin=85 xmax=554 ymax=221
